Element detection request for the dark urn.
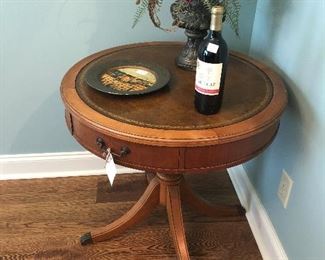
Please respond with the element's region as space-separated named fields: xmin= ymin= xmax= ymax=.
xmin=171 ymin=0 xmax=211 ymax=71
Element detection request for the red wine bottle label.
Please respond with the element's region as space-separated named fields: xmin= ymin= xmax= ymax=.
xmin=195 ymin=59 xmax=223 ymax=96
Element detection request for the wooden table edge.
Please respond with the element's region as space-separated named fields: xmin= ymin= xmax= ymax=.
xmin=60 ymin=41 xmax=287 ymax=147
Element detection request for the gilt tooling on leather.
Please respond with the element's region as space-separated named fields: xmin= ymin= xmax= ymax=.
xmin=76 ymin=45 xmax=272 ymax=130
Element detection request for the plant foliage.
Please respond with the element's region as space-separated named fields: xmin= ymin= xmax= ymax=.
xmin=132 ymin=0 xmax=149 ymax=28
xmin=133 ymin=0 xmax=241 ymax=36
xmin=223 ymin=0 xmax=240 ymax=36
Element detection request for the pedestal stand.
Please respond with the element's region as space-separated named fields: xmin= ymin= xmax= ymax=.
xmin=81 ymin=173 xmax=245 ymax=259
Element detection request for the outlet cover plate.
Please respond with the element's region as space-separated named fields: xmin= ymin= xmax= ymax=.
xmin=277 ymin=169 xmax=294 ymax=208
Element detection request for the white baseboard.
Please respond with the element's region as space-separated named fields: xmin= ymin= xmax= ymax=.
xmin=228 ymin=165 xmax=288 ymax=260
xmin=0 ymin=151 xmax=142 ymax=180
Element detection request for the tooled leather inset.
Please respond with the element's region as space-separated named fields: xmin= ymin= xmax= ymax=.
xmin=75 ymin=46 xmax=273 ymax=130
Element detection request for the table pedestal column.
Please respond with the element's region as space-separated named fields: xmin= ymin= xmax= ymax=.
xmin=80 ymin=173 xmax=246 ymax=259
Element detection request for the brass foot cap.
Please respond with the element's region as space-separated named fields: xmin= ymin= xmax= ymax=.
xmin=80 ymin=232 xmax=93 ymax=246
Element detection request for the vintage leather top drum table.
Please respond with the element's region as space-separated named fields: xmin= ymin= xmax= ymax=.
xmin=60 ymin=42 xmax=287 ymax=259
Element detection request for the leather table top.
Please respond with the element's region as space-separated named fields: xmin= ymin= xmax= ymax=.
xmin=76 ymin=45 xmax=272 ymax=130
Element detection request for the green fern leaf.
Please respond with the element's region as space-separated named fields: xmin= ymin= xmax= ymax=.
xmin=224 ymin=0 xmax=240 ymax=36
xmin=132 ymin=0 xmax=149 ymax=28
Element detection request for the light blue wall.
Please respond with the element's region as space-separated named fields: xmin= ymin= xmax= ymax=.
xmin=222 ymin=0 xmax=257 ymax=54
xmin=0 ymin=0 xmax=256 ymax=155
xmin=4 ymin=0 xmax=323 ymax=258
xmin=245 ymin=0 xmax=325 ymax=259
xmin=0 ymin=0 xmax=182 ymax=155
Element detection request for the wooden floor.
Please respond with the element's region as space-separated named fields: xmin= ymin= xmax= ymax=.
xmin=0 ymin=171 xmax=262 ymax=259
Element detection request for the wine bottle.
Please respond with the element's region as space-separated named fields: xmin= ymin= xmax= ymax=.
xmin=194 ymin=5 xmax=228 ymax=115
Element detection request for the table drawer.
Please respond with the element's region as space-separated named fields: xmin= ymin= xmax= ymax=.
xmin=70 ymin=115 xmax=180 ymax=172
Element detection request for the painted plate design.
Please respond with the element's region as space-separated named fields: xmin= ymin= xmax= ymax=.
xmin=85 ymin=59 xmax=170 ymax=95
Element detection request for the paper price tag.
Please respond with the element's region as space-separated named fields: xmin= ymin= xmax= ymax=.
xmin=105 ymin=148 xmax=117 ymax=186
xmin=207 ymin=43 xmax=219 ymax=54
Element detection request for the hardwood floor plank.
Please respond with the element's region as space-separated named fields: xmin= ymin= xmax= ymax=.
xmin=0 ymin=175 xmax=100 ymax=194
xmin=0 ymin=171 xmax=261 ymax=259
xmin=1 ymin=224 xmax=260 ymax=259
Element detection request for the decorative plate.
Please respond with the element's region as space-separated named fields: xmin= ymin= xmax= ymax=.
xmin=85 ymin=59 xmax=170 ymax=95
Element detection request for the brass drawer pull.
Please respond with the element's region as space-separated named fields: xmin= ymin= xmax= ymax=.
xmin=96 ymin=137 xmax=130 ymax=158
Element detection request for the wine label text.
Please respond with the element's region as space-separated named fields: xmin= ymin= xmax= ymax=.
xmin=195 ymin=59 xmax=223 ymax=96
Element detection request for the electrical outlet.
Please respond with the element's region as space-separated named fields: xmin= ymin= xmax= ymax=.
xmin=277 ymin=169 xmax=293 ymax=208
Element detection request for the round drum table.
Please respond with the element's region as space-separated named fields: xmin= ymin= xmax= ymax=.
xmin=60 ymin=42 xmax=287 ymax=259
